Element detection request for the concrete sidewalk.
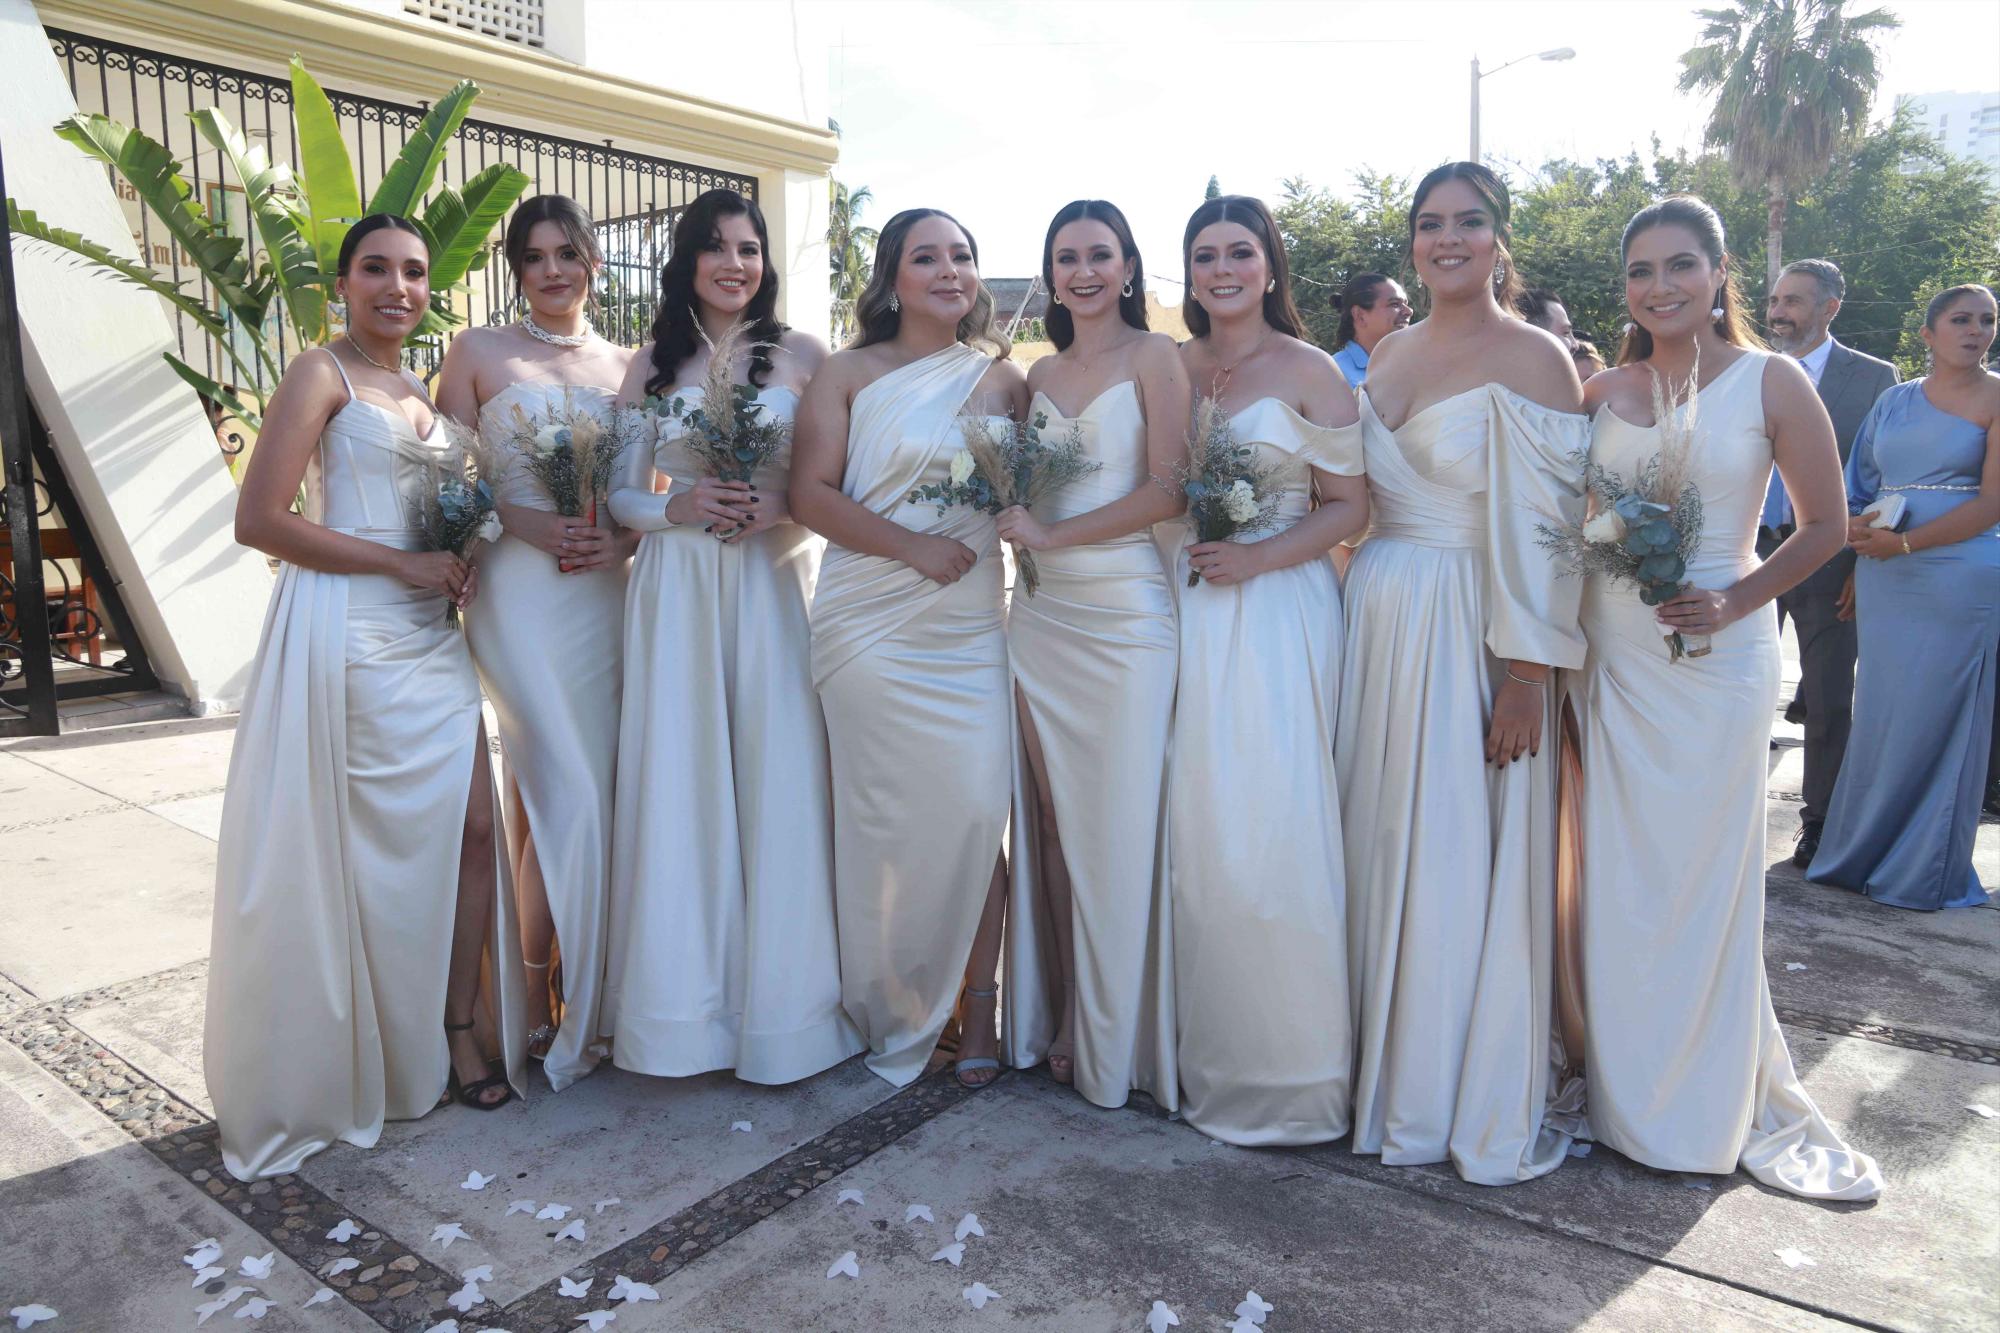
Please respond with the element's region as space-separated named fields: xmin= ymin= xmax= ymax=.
xmin=1 ymin=706 xmax=1995 ymax=1332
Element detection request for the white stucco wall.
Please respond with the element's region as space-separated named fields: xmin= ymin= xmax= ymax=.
xmin=5 ymin=0 xmax=272 ymax=712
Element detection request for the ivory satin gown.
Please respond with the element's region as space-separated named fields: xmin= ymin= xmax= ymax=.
xmin=1573 ymin=351 xmax=1881 ymax=1200
xmin=602 ymin=384 xmax=862 ymax=1082
xmin=1338 ymin=384 xmax=1587 ymax=1186
xmin=207 ymin=362 xmax=526 ymax=1181
xmin=999 ymin=381 xmax=1179 ymax=1111
xmin=463 ymin=381 xmax=624 ymax=1091
xmin=811 ymin=343 xmax=1010 ymax=1088
xmin=1168 ymin=397 xmax=1361 ymax=1147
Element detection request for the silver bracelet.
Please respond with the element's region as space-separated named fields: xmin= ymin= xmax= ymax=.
xmin=1506 ymin=668 xmax=1546 ymax=687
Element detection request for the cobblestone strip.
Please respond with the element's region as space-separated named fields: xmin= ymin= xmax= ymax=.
xmin=497 ymin=1069 xmax=994 ymax=1331
xmin=1775 ymin=1006 xmax=2000 ymax=1065
xmin=0 ymin=1003 xmax=466 ymax=1331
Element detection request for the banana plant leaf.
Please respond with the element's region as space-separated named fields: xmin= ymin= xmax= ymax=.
xmin=366 ymin=79 xmax=479 ymax=218
xmin=424 ymin=161 xmax=528 ymax=292
xmin=190 ymin=107 xmax=326 ymax=345
xmin=166 ymin=352 xmax=265 ymax=434
xmin=288 ymin=57 xmax=361 ymax=283
xmin=52 ymin=114 xmax=267 ymax=331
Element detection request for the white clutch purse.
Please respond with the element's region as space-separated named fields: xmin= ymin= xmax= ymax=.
xmin=1863 ymin=493 xmax=1907 ymax=530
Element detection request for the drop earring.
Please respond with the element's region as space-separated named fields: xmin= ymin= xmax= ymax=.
xmin=888 ymin=292 xmax=900 ymax=313
xmin=1121 ymin=278 xmax=1134 ymax=298
xmin=1051 ymin=291 xmax=1063 ymax=306
xmin=1709 ymin=291 xmax=1725 ymax=320
xmin=1265 ymin=278 xmax=1276 ymax=294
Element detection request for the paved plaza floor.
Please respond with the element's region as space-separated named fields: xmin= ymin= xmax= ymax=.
xmin=1 ymin=675 xmax=1995 ymax=1332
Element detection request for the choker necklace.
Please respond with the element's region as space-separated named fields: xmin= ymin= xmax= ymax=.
xmin=344 ymin=332 xmax=401 ymax=374
xmin=521 ymin=314 xmax=594 ymax=347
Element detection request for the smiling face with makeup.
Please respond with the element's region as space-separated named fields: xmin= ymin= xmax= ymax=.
xmin=515 ymin=219 xmax=594 ymax=325
xmin=1622 ymin=221 xmax=1727 ymax=349
xmin=1410 ymin=177 xmax=1504 ymax=305
xmin=1188 ymin=221 xmax=1271 ymax=327
xmin=1049 ymin=217 xmax=1133 ymax=323
xmin=694 ymin=211 xmax=767 ymax=320
xmin=337 ymin=223 xmax=430 ymax=346
xmin=892 ymin=213 xmax=979 ymax=329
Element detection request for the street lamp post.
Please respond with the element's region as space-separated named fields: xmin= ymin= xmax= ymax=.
xmin=1470 ymin=47 xmax=1576 ymax=161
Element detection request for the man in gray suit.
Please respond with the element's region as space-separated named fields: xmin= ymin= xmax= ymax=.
xmin=1759 ymin=258 xmax=1900 ymax=867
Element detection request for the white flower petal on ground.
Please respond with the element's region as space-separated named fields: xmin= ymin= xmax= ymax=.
xmin=303 ymin=1290 xmax=335 ymax=1308
xmin=836 ymin=1188 xmax=864 ymax=1206
xmin=184 ymin=1239 xmax=223 ymax=1270
xmin=1147 ymin=1300 xmax=1181 ymax=1332
xmin=904 ymin=1204 xmax=934 ymax=1224
xmin=8 ymin=1307 xmax=57 ymax=1331
xmin=326 ymin=1219 xmax=361 ymax=1243
xmin=194 ymin=1289 xmax=247 ymax=1325
xmin=507 ymin=1200 xmax=538 ymax=1216
xmin=461 ymin=1171 xmax=495 ymax=1191
xmin=607 ymin=1276 xmax=658 ymax=1303
xmin=557 ymin=1276 xmax=592 ymax=1299
xmin=575 ymin=1311 xmax=618 ymax=1332
xmin=929 ymin=1242 xmax=965 ymax=1267
xmin=1784 ymin=962 xmax=1808 ymax=972
xmin=537 ymin=1204 xmax=571 ymax=1221
xmin=1567 ymin=1142 xmax=1593 ymax=1158
xmin=825 ymin=1251 xmax=860 ymax=1280
xmin=431 ymin=1222 xmax=471 ymax=1248
xmin=237 ymin=1252 xmax=275 ymax=1280
xmin=448 ymin=1281 xmax=484 ymax=1313
xmin=954 ymin=1213 xmax=984 ymax=1242
xmin=461 ymin=1265 xmax=494 ymax=1284
xmin=192 ymin=1265 xmax=225 ymax=1287
xmin=730 ymin=1121 xmax=753 ymax=1133
xmin=555 ymin=1219 xmax=587 ymax=1243
xmin=321 ymin=1257 xmax=361 ymax=1277
xmin=420 ymin=1322 xmax=459 ymax=1333
xmin=594 ymin=1199 xmax=621 ymax=1214
xmin=962 ymin=1282 xmax=1001 ymax=1310
xmin=232 ymin=1296 xmax=274 ymax=1321
xmin=1774 ymin=1247 xmax=1817 ymax=1269
xmin=1228 ymin=1319 xmax=1262 ymax=1333
xmin=1234 ymin=1290 xmax=1274 ymax=1324
xmin=1967 ymin=1103 xmax=1998 ymax=1119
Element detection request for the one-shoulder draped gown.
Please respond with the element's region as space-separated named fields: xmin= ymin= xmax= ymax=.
xmin=207 ymin=361 xmax=526 ymax=1180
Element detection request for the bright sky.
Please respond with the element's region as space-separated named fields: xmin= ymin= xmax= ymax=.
xmin=827 ymin=0 xmax=2000 ymax=289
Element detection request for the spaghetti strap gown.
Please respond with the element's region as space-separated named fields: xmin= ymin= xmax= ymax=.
xmin=1574 ymin=351 xmax=1881 ymax=1200
xmin=811 ymin=344 xmax=1010 ymax=1088
xmin=1338 ymin=384 xmax=1588 ymax=1186
xmin=206 ymin=361 xmax=526 ymax=1180
xmin=1169 ymin=397 xmax=1361 ymax=1146
xmin=1808 ymin=380 xmax=1998 ymax=910
xmin=1000 ymin=381 xmax=1179 ymax=1111
xmin=602 ymin=385 xmax=863 ymax=1081
xmin=463 ymin=381 xmax=625 ymax=1091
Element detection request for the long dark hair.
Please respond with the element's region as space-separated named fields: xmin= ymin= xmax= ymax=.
xmin=1181 ymin=195 xmax=1305 ymax=340
xmin=503 ymin=194 xmax=603 ymax=309
xmin=1331 ymin=271 xmax=1392 ymax=350
xmin=1406 ymin=162 xmax=1524 ymax=313
xmin=1615 ymin=195 xmax=1760 ymax=365
xmin=1042 ymin=199 xmax=1148 ymax=351
xmin=645 ymin=189 xmax=785 ymax=396
xmin=336 ymin=212 xmax=424 ymax=275
xmin=849 ymin=207 xmax=1007 ymax=357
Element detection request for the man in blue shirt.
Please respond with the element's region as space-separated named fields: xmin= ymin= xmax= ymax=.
xmin=1331 ymin=273 xmax=1410 ymax=388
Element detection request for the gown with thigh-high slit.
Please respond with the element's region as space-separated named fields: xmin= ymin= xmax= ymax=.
xmin=462 ymin=381 xmax=624 ymax=1091
xmin=811 ymin=343 xmax=1010 ymax=1088
xmin=206 ymin=356 xmax=526 ymax=1181
xmin=602 ymin=383 xmax=863 ymax=1082
xmin=1571 ymin=350 xmax=1881 ymax=1200
xmin=999 ymin=380 xmax=1178 ymax=1111
xmin=1168 ymin=396 xmax=1360 ymax=1147
xmin=1338 ymin=383 xmax=1587 ymax=1186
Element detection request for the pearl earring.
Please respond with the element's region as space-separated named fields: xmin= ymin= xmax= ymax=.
xmin=1265 ymin=278 xmax=1276 ymax=294
xmin=1709 ymin=303 xmax=1725 ymax=319
xmin=888 ymin=292 xmax=900 ymax=313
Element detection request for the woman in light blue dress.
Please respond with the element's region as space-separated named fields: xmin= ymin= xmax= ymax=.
xmin=1809 ymin=284 xmax=2000 ymax=910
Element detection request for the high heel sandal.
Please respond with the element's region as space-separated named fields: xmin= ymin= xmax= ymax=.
xmin=444 ymin=1020 xmax=514 ymax=1111
xmin=524 ymin=957 xmax=556 ymax=1060
xmin=1047 ymin=982 xmax=1077 ymax=1086
xmin=955 ymin=987 xmax=1001 ymax=1089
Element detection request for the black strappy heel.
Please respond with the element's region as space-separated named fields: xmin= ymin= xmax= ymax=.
xmin=444 ymin=1019 xmax=513 ymax=1111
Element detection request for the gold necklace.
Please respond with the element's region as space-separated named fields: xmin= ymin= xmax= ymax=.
xmin=344 ymin=332 xmax=401 ymax=374
xmin=1211 ymin=328 xmax=1271 ymax=401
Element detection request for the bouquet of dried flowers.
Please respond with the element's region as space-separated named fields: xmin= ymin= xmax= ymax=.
xmin=906 ymin=411 xmax=1099 ymax=597
xmin=503 ymin=389 xmax=640 ymax=525
xmin=414 ymin=420 xmax=501 ymax=626
xmin=1164 ymin=396 xmax=1297 ymax=586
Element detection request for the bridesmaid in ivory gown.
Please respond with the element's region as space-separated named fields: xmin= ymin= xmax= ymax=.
xmin=208 ymin=216 xmax=525 ymax=1180
xmin=792 ymin=208 xmax=1026 ymax=1088
xmin=1573 ymin=197 xmax=1880 ymax=1199
xmin=435 ymin=195 xmax=631 ymax=1091
xmin=603 ymin=190 xmax=861 ymax=1081
xmin=1337 ymin=163 xmax=1588 ymax=1186
xmin=993 ymin=200 xmax=1186 ymax=1109
xmin=1170 ymin=196 xmax=1369 ymax=1146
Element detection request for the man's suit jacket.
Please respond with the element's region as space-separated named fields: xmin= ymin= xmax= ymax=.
xmin=1797 ymin=339 xmax=1900 ymax=597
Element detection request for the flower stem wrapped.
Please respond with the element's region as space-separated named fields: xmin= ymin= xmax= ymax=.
xmin=906 ymin=411 xmax=1100 ymax=597
xmin=414 ymin=419 xmax=502 ymax=626
xmin=1164 ymin=396 xmax=1296 ymax=586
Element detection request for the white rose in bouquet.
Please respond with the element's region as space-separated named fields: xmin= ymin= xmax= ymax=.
xmin=477 ymin=512 xmax=504 ymax=545
xmin=1222 ymin=477 xmax=1259 ymax=524
xmin=1581 ymin=508 xmax=1627 ymax=545
xmin=533 ymin=422 xmax=568 ymax=454
xmin=948 ymin=448 xmax=976 ymax=487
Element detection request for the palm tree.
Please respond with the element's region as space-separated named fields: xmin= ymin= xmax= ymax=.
xmin=1678 ymin=0 xmax=1899 ymax=291
xmin=828 ymin=177 xmax=877 ymax=345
